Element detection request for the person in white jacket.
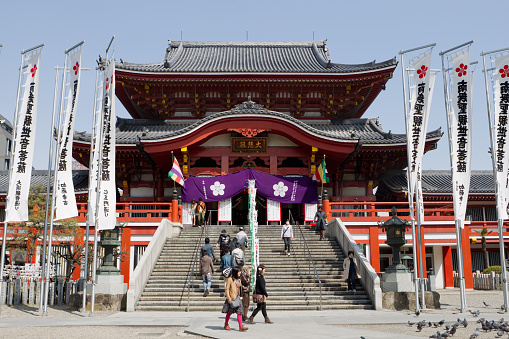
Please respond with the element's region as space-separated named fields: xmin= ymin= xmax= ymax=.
xmin=281 ymin=220 xmax=293 ymax=256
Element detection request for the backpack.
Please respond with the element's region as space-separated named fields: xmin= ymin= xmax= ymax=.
xmin=222 ymin=266 xmax=232 ymax=278
xmin=220 ymin=234 xmax=231 ymax=246
xmin=233 ymin=250 xmax=244 ymax=266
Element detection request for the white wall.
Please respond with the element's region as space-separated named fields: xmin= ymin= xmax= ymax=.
xmin=433 ymin=246 xmax=444 ymax=289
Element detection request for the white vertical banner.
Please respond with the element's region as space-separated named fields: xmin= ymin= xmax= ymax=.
xmin=86 ymin=68 xmax=104 ymax=226
xmin=97 ymin=60 xmax=116 ymax=230
xmin=6 ymin=50 xmax=42 ymax=222
xmin=182 ymin=202 xmax=192 ymax=225
xmin=266 ymin=199 xmax=281 ymax=221
xmin=492 ymin=54 xmax=509 ymax=220
xmin=305 ymin=203 xmax=317 ymax=221
xmin=218 ymin=198 xmax=232 ymax=222
xmin=406 ymin=50 xmax=433 ymax=195
xmin=55 ymin=49 xmax=82 ymax=221
xmin=448 ymin=49 xmax=473 ymax=224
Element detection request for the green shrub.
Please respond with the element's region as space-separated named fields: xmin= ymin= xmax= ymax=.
xmin=483 ymin=266 xmax=502 ymax=275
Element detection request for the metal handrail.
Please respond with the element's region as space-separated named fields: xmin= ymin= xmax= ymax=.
xmin=185 ymin=212 xmax=210 ymax=311
xmin=289 ymin=212 xmax=322 ymax=311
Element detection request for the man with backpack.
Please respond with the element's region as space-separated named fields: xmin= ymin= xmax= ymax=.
xmin=216 ymin=229 xmax=231 ymax=258
xmin=236 ymin=226 xmax=248 ymax=255
xmin=195 ymin=197 xmax=207 ymax=228
xmin=231 ymin=242 xmax=245 ymax=271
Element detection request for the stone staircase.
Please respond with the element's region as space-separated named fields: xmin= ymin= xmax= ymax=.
xmin=135 ymin=224 xmax=373 ymax=311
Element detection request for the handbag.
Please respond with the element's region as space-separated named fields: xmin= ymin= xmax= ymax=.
xmin=230 ymin=281 xmax=242 ymax=308
xmin=252 ymin=294 xmax=264 ymax=304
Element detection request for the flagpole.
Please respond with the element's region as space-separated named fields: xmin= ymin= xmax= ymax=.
xmin=43 ymin=50 xmax=69 ymax=314
xmin=482 ymin=50 xmax=509 ymax=312
xmin=399 ymin=50 xmax=421 ymax=313
xmin=0 ymin=48 xmax=26 ymax=315
xmin=440 ymin=50 xmax=467 ymax=313
xmin=82 ymin=65 xmax=100 ymax=313
xmin=39 ymin=65 xmax=62 ymax=314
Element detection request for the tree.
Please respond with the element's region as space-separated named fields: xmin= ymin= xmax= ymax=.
xmin=474 ymin=227 xmax=492 ymax=270
xmin=9 ymin=183 xmax=80 ymax=269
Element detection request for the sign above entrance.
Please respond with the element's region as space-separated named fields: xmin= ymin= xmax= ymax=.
xmin=181 ymin=168 xmax=318 ymax=204
xmin=231 ymin=137 xmax=267 ymax=153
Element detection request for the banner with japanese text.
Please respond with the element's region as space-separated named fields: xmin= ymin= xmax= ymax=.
xmin=266 ymin=199 xmax=281 ymax=222
xmin=6 ymin=50 xmax=42 ymax=222
xmin=406 ymin=50 xmax=433 ymax=195
xmin=449 ymin=49 xmax=473 ymax=224
xmin=492 ymin=54 xmax=509 ymax=220
xmin=55 ymin=49 xmax=81 ymax=221
xmin=218 ymin=198 xmax=232 ymax=222
xmin=97 ymin=60 xmax=116 ymax=230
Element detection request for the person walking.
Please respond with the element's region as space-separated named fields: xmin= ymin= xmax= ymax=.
xmin=249 ymin=264 xmax=273 ymax=324
xmin=313 ymin=206 xmax=328 ymax=240
xmin=342 ymin=251 xmax=361 ymax=292
xmin=281 ymin=219 xmax=293 ymax=256
xmin=222 ymin=267 xmax=248 ymax=331
xmin=236 ymin=226 xmax=248 ymax=254
xmin=216 ymin=229 xmax=231 ymax=257
xmin=201 ymin=237 xmax=216 ymax=263
xmin=240 ymin=268 xmax=251 ymax=321
xmin=195 ymin=197 xmax=206 ymax=227
xmin=200 ymin=249 xmax=214 ymax=296
xmin=189 ymin=199 xmax=197 ymax=226
xmin=232 ymin=242 xmax=245 ymax=271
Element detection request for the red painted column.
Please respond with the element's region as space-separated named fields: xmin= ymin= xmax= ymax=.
xmin=461 ymin=226 xmax=473 ymax=289
xmin=221 ymin=154 xmax=229 ymax=175
xmin=323 ymin=196 xmax=330 ymax=222
xmin=121 ymin=228 xmax=131 ymax=284
xmin=73 ymin=228 xmax=84 ymax=281
xmin=419 ymin=227 xmax=427 ymax=278
xmin=369 ymin=225 xmax=380 ymax=272
xmin=442 ymin=246 xmax=454 ymax=288
xmin=270 ymin=154 xmax=277 ymax=175
xmin=172 ymin=198 xmax=178 ymax=223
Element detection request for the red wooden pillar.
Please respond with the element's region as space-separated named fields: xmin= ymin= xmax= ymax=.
xmin=442 ymin=245 xmax=454 ymax=288
xmin=419 ymin=228 xmax=427 ymax=278
xmin=323 ymin=197 xmax=330 ymax=222
xmin=221 ymin=154 xmax=229 ymax=175
xmin=171 ymin=191 xmax=178 ymax=223
xmin=369 ymin=225 xmax=380 ymax=272
xmin=73 ymin=228 xmax=84 ymax=281
xmin=461 ymin=226 xmax=473 ymax=289
xmin=270 ymin=154 xmax=277 ymax=175
xmin=121 ymin=227 xmax=131 ymax=284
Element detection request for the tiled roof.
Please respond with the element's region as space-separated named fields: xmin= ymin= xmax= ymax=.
xmin=381 ymin=170 xmax=495 ymax=194
xmin=0 ymin=170 xmax=89 ymax=194
xmin=116 ymin=40 xmax=397 ymax=74
xmin=74 ymin=100 xmax=442 ymax=145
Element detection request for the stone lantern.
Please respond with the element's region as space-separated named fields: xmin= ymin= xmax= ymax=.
xmin=97 ymin=221 xmax=124 ymax=275
xmin=379 ymin=207 xmax=410 ymax=273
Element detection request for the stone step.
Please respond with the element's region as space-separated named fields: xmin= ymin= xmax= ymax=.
xmin=135 ymin=304 xmax=373 ymax=311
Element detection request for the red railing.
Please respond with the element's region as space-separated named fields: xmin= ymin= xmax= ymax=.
xmin=76 ymin=202 xmax=173 ymax=223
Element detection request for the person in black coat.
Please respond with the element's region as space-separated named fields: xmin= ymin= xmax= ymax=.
xmin=313 ymin=206 xmax=328 ymax=240
xmin=248 ymin=264 xmax=273 ymax=324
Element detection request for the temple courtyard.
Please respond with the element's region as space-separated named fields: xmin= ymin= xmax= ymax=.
xmin=0 ymin=289 xmax=507 ymax=338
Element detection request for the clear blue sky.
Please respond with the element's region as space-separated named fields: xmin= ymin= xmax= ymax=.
xmin=0 ymin=0 xmax=506 ymax=171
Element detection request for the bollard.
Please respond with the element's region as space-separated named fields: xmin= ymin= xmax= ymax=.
xmin=7 ymin=281 xmax=13 ymax=305
xmin=29 ymin=280 xmax=35 ymax=305
xmin=35 ymin=280 xmax=41 ymax=306
xmin=49 ymin=281 xmax=55 ymax=306
xmin=57 ymin=278 xmax=63 ymax=305
xmin=14 ymin=279 xmax=21 ymax=305
xmin=22 ymin=279 xmax=28 ymax=305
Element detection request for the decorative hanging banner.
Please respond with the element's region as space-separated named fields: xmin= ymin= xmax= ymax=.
xmin=218 ymin=198 xmax=232 ymax=222
xmin=448 ymin=49 xmax=473 ymax=224
xmin=97 ymin=60 xmax=116 ymax=231
xmin=182 ymin=202 xmax=192 ymax=225
xmin=55 ymin=49 xmax=82 ymax=221
xmin=492 ymin=54 xmax=509 ymax=220
xmin=406 ymin=50 xmax=433 ymax=195
xmin=181 ymin=169 xmax=318 ymax=204
xmin=266 ymin=199 xmax=281 ymax=222
xmin=305 ymin=203 xmax=317 ymax=221
xmin=6 ymin=49 xmax=42 ymax=222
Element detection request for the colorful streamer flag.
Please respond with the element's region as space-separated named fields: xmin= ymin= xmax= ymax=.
xmin=6 ymin=48 xmax=42 ymax=222
xmin=55 ymin=48 xmax=82 ymax=221
xmin=312 ymin=159 xmax=330 ymax=183
xmin=168 ymin=155 xmax=185 ymax=187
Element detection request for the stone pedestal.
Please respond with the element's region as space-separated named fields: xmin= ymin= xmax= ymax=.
xmin=87 ymin=275 xmax=127 ymax=295
xmin=382 ymin=291 xmax=440 ymax=310
xmin=381 ymin=272 xmax=413 ymax=292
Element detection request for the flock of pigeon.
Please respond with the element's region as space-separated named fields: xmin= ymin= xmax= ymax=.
xmin=405 ymin=304 xmax=509 ymax=338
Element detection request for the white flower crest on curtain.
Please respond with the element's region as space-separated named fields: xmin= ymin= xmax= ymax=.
xmin=273 ymin=182 xmax=288 ymax=197
xmin=210 ymin=181 xmax=225 ymax=196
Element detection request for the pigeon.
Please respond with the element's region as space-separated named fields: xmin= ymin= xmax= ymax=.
xmin=429 ymin=321 xmax=433 ymax=327
xmin=483 ymin=301 xmax=491 ymax=307
xmin=429 ymin=331 xmax=441 ymax=338
xmin=470 ymin=328 xmax=480 ymax=338
xmin=360 ymin=337 xmax=366 ymax=339
xmin=441 ymin=332 xmax=450 ymax=338
xmin=416 ymin=309 xmax=421 ymax=317
xmin=450 ymin=326 xmax=457 ymax=336
xmin=502 ymin=305 xmax=506 ymax=310
xmin=408 ymin=321 xmax=415 ymax=326
xmin=497 ymin=329 xmax=504 ymax=337
xmin=433 ymin=322 xmax=440 ymax=328
xmin=462 ymin=318 xmax=468 ymax=327
xmin=417 ymin=322 xmax=423 ymax=332
xmin=445 ymin=324 xmax=450 ymax=330
xmin=439 ymin=319 xmax=445 ymax=326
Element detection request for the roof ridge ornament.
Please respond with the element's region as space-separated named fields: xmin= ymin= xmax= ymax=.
xmin=232 ymin=96 xmax=266 ymax=111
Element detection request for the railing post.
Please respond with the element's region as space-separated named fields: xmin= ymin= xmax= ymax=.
xmin=172 ymin=190 xmax=178 ymax=223
xmin=323 ymin=190 xmax=330 ymax=222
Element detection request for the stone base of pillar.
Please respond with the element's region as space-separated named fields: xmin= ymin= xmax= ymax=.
xmin=87 ymin=274 xmax=127 ymax=295
xmin=381 ymin=272 xmax=413 ymax=292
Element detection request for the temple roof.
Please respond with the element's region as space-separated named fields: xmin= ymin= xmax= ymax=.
xmin=0 ymin=170 xmax=89 ymax=194
xmin=381 ymin=170 xmax=495 ymax=194
xmin=74 ymin=100 xmax=442 ymax=146
xmin=116 ymin=40 xmax=397 ymax=74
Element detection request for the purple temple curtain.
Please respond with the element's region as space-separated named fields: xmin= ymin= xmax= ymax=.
xmin=182 ymin=169 xmax=318 ymax=204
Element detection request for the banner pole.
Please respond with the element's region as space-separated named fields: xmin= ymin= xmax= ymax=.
xmin=43 ymin=51 xmax=69 ymax=314
xmin=415 ymin=205 xmax=426 ymax=309
xmin=441 ymin=51 xmax=467 ymax=313
xmin=81 ymin=66 xmax=100 ymax=313
xmin=400 ymin=51 xmax=420 ymax=313
xmin=482 ymin=51 xmax=509 ymax=312
xmin=0 ymin=49 xmax=25 ymax=315
xmin=39 ymin=66 xmax=61 ymax=314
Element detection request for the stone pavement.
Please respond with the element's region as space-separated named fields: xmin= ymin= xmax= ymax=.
xmin=1 ymin=308 xmax=506 ymax=339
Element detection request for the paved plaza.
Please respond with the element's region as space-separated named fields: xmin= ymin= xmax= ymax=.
xmin=1 ymin=289 xmax=508 ymax=338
